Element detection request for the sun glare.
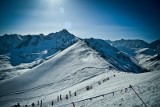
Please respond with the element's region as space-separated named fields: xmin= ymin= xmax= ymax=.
xmin=47 ymin=0 xmax=62 ymax=5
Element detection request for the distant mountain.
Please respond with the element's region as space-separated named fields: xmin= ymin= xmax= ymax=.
xmin=106 ymin=39 xmax=160 ymax=56
xmin=106 ymin=39 xmax=150 ymax=56
xmin=149 ymin=39 xmax=160 ymax=52
xmin=0 ymin=29 xmax=78 ymax=65
xmin=111 ymin=39 xmax=149 ymax=49
xmin=105 ymin=39 xmax=160 ymax=71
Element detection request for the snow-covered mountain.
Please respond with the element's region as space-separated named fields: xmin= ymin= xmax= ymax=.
xmin=0 ymin=29 xmax=77 ymax=65
xmin=0 ymin=38 xmax=159 ymax=107
xmin=150 ymin=39 xmax=160 ymax=52
xmin=107 ymin=39 xmax=150 ymax=56
xmin=1 ymin=29 xmax=160 ymax=81
xmin=1 ymin=30 xmax=159 ymax=80
xmin=85 ymin=38 xmax=147 ymax=73
xmin=0 ymin=30 xmax=159 ymax=107
xmin=106 ymin=39 xmax=160 ymax=71
xmin=0 ymin=29 xmax=78 ymax=80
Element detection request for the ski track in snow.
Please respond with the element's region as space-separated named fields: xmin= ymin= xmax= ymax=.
xmin=0 ymin=67 xmax=105 ymax=100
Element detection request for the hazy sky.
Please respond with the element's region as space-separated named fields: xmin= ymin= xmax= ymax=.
xmin=0 ymin=0 xmax=160 ymax=42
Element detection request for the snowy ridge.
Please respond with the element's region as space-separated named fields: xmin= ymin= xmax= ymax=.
xmin=85 ymin=38 xmax=147 ymax=73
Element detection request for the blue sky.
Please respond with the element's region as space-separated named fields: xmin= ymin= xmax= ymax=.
xmin=0 ymin=0 xmax=160 ymax=42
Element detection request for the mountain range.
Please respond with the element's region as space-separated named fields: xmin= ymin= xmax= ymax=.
xmin=0 ymin=29 xmax=160 ymax=107
xmin=0 ymin=29 xmax=159 ymax=80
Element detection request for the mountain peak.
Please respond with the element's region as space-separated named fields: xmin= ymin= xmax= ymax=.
xmin=61 ymin=29 xmax=69 ymax=33
xmin=49 ymin=29 xmax=71 ymax=36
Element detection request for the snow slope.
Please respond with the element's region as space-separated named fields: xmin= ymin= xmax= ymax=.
xmin=136 ymin=53 xmax=160 ymax=71
xmin=0 ymin=40 xmax=159 ymax=107
xmin=0 ymin=40 xmax=115 ymax=106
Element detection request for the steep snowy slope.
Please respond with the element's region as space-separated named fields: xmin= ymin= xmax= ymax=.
xmin=135 ymin=48 xmax=160 ymax=71
xmin=0 ymin=40 xmax=115 ymax=107
xmin=136 ymin=53 xmax=160 ymax=71
xmin=85 ymin=38 xmax=147 ymax=73
xmin=0 ymin=29 xmax=78 ymax=80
